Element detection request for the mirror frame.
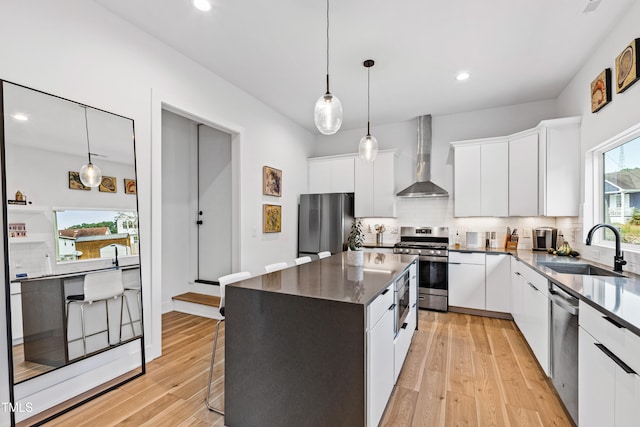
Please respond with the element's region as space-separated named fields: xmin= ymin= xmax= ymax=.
xmin=0 ymin=80 xmax=145 ymax=425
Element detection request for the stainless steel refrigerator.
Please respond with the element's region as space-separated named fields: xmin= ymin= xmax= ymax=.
xmin=298 ymin=193 xmax=354 ymax=256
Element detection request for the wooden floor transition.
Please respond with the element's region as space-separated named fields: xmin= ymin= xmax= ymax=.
xmin=172 ymin=292 xmax=221 ymax=307
xmin=42 ymin=310 xmax=572 ymax=427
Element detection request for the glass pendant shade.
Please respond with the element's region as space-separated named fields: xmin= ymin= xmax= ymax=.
xmin=314 ymin=93 xmax=343 ymax=135
xmin=79 ymin=162 xmax=102 ymax=187
xmin=359 ymin=134 xmax=378 ymax=162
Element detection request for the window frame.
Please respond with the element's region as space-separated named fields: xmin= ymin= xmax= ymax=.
xmin=585 ymin=121 xmax=640 ymax=252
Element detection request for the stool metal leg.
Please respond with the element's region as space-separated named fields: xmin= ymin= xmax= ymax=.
xmin=122 ymin=291 xmax=135 ymax=338
xmin=205 ymin=319 xmax=224 ymax=414
xmin=80 ymin=304 xmax=87 ymax=357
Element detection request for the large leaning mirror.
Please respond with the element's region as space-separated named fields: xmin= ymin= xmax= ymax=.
xmin=1 ymin=81 xmax=144 ymax=424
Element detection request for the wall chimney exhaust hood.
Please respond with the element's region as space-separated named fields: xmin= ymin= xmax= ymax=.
xmin=396 ymin=115 xmax=449 ymax=198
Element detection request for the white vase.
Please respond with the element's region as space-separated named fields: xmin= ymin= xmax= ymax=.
xmin=347 ymin=249 xmax=364 ymax=266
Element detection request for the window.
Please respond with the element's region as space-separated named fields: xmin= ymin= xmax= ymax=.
xmin=600 ymin=135 xmax=640 ymax=247
xmin=54 ymin=209 xmax=139 ymax=262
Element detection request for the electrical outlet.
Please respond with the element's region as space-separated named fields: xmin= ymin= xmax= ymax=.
xmin=592 ymin=249 xmax=600 ymax=260
xmin=390 ymin=226 xmax=399 ymax=234
xmin=523 ymin=229 xmax=531 ymax=238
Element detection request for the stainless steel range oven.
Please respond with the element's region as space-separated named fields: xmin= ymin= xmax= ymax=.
xmin=393 ymin=227 xmax=449 ymax=311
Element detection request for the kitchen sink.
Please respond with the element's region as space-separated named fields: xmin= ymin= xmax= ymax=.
xmin=539 ymin=262 xmax=625 ymax=277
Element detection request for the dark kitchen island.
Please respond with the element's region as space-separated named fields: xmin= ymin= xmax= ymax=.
xmin=224 ymin=251 xmax=417 ymax=427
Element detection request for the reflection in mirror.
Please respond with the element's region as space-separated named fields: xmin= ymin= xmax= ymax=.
xmin=1 ymin=81 xmax=144 ymax=422
xmin=55 ymin=209 xmax=139 ymax=262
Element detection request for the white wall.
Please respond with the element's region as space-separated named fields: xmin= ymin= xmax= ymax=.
xmin=0 ymin=0 xmax=314 ymax=421
xmin=555 ymin=1 xmax=640 ymax=273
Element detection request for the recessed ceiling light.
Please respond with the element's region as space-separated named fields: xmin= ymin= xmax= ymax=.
xmin=456 ymin=72 xmax=470 ymax=81
xmin=11 ymin=113 xmax=29 ymax=121
xmin=193 ymin=0 xmax=212 ymax=12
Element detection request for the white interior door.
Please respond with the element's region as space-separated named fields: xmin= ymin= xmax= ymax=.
xmin=197 ymin=124 xmax=233 ymax=283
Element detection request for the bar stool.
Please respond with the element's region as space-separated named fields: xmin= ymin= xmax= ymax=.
xmin=264 ymin=262 xmax=288 ymax=273
xmin=294 ymin=256 xmax=312 ymax=265
xmin=317 ymin=251 xmax=331 ymax=259
xmin=66 ymin=269 xmax=131 ymax=357
xmin=205 ymin=271 xmax=251 ymax=414
xmin=121 ymin=285 xmax=141 ymax=338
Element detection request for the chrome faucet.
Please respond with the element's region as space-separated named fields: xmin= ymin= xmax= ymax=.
xmin=585 ymin=224 xmax=626 ymax=272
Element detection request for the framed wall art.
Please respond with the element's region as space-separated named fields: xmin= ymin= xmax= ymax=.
xmin=99 ymin=176 xmax=117 ymax=193
xmin=263 ymin=166 xmax=282 ymax=197
xmin=616 ymin=39 xmax=640 ymax=93
xmin=124 ymin=178 xmax=137 ymax=194
xmin=263 ymin=204 xmax=282 ymax=233
xmin=590 ymin=68 xmax=612 ymax=113
xmin=68 ymin=171 xmax=91 ymax=191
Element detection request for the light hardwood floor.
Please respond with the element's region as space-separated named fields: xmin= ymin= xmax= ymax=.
xmin=41 ymin=310 xmax=572 ymax=426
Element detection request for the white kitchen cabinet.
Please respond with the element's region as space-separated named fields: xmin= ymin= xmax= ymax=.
xmin=354 ymin=151 xmax=397 ymax=217
xmin=452 ymin=139 xmax=508 ymax=217
xmin=480 ymin=140 xmax=509 ymax=217
xmin=452 ymin=144 xmax=481 ymax=217
xmin=308 ymin=155 xmax=355 ymax=193
xmin=510 ymin=257 xmax=525 ymax=329
xmin=539 ymin=117 xmax=581 ymax=216
xmin=10 ymin=282 xmax=23 ymax=344
xmin=452 ymin=117 xmax=580 ymax=217
xmin=485 ymin=253 xmax=510 ymax=313
xmin=579 ymin=326 xmax=616 ymax=427
xmin=510 ymin=257 xmax=549 ymax=374
xmin=449 ymin=252 xmax=486 ymax=310
xmin=508 ymin=131 xmax=539 ymax=216
xmin=367 ymin=288 xmax=395 ymax=427
xmin=579 ymin=302 xmax=640 ymax=427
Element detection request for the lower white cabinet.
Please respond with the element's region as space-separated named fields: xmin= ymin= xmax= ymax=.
xmin=449 ymin=252 xmax=486 ymax=310
xmin=367 ymin=306 xmax=395 ymax=427
xmin=10 ymin=282 xmax=23 ymax=344
xmin=579 ymin=302 xmax=640 ymax=427
xmin=485 ymin=254 xmax=510 ymax=312
xmin=510 ymin=257 xmax=549 ymax=375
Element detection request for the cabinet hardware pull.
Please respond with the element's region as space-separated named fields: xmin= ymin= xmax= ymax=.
xmin=418 ymin=296 xmax=425 ymax=300
xmin=412 ymin=303 xmax=417 ymax=308
xmin=595 ymin=343 xmax=636 ymax=374
xmin=401 ymin=322 xmax=408 ymax=329
xmin=381 ymin=289 xmax=390 ymax=295
xmin=527 ymin=282 xmax=538 ymax=291
xmin=388 ymin=303 xmax=396 ymax=311
xmin=515 ymin=272 xmax=521 ymax=276
xmin=449 ymin=262 xmax=461 ymax=265
xmin=602 ymin=316 xmax=625 ymax=329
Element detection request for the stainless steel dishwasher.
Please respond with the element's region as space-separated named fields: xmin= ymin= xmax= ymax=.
xmin=549 ymin=282 xmax=579 ymax=425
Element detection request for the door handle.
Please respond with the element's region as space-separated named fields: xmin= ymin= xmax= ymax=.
xmin=602 ymin=315 xmax=625 ymax=329
xmin=595 ymin=343 xmax=636 ymax=374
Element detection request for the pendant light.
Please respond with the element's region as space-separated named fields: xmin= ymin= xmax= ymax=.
xmin=314 ymin=0 xmax=342 ymax=135
xmin=79 ymin=106 xmax=102 ymax=188
xmin=359 ymin=59 xmax=378 ymax=162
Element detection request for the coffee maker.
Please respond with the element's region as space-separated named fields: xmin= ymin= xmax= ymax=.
xmin=532 ymin=227 xmax=558 ymax=251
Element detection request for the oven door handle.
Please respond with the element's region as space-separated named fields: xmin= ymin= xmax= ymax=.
xmin=419 ymin=256 xmax=449 ymax=263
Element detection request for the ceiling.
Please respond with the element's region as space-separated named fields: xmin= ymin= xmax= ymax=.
xmin=3 ymin=82 xmax=135 ymax=165
xmin=95 ymin=0 xmax=635 ymax=133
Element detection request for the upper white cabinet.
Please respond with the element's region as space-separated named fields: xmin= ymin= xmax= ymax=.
xmin=539 ymin=119 xmax=581 ymax=216
xmin=452 ymin=139 xmax=508 ymax=217
xmin=451 ymin=117 xmax=581 ymax=217
xmin=508 ymin=131 xmax=539 ymax=216
xmin=354 ymin=151 xmax=397 ymax=218
xmin=308 ymin=155 xmax=355 ymax=193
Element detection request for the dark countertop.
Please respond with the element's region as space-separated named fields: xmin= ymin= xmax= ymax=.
xmin=12 ymin=264 xmax=141 ymax=283
xmin=230 ymin=252 xmax=417 ymax=305
xmin=451 ymin=246 xmax=640 ymax=336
